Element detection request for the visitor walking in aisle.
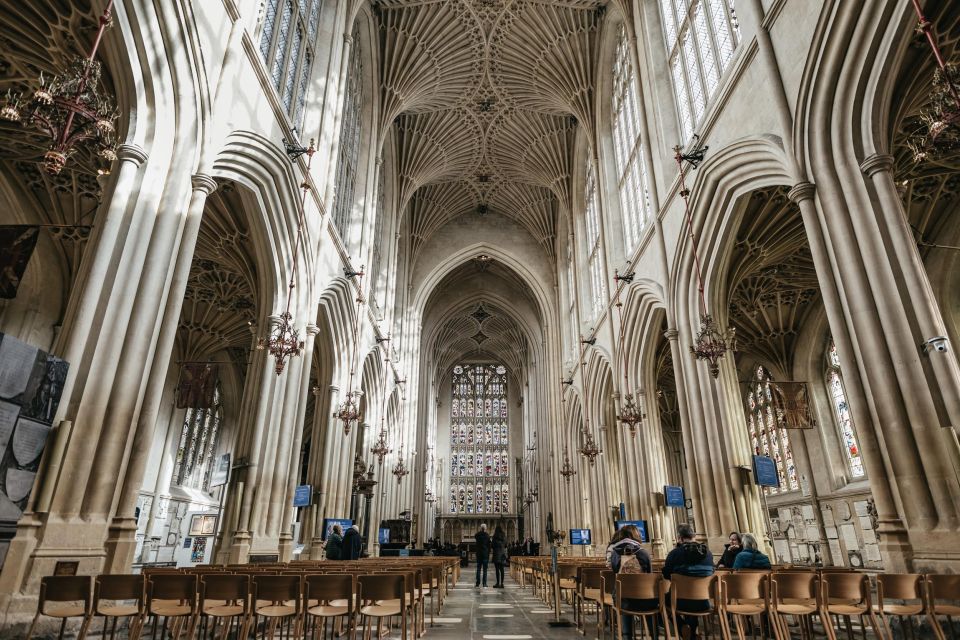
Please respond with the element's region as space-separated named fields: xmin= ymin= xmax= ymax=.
xmin=343 ymin=524 xmax=363 ymax=560
xmin=474 ymin=523 xmax=491 ymax=587
xmin=492 ymin=525 xmax=507 ymax=587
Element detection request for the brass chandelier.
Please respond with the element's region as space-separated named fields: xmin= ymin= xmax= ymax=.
xmin=392 ymin=445 xmax=409 ymax=483
xmin=906 ymin=0 xmax=960 ymax=163
xmin=559 ymin=446 xmax=576 ymax=483
xmin=1 ymin=2 xmax=119 ymax=174
xmin=674 ymin=137 xmax=736 ymax=378
xmin=575 ymin=339 xmax=603 ymax=465
xmin=578 ymin=429 xmax=602 ymax=467
xmin=336 ymin=272 xmax=366 ymax=434
xmin=370 ymin=355 xmax=393 ymax=464
xmin=613 ymin=290 xmax=644 ymax=437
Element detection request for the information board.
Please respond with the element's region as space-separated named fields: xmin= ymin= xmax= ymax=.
xmin=378 ymin=528 xmax=390 ymax=544
xmin=614 ymin=520 xmax=649 ymax=543
xmin=322 ymin=518 xmax=353 ymax=540
xmin=210 ymin=453 xmax=231 ymax=488
xmin=664 ymin=485 xmax=685 ymax=508
xmin=293 ymin=484 xmax=312 ymax=507
xmin=753 ymin=455 xmax=779 ymax=487
xmin=569 ymin=529 xmax=592 ymax=545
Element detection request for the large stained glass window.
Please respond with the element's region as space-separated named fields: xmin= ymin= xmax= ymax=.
xmin=172 ymin=384 xmax=223 ymax=492
xmin=745 ymin=365 xmax=798 ymax=494
xmin=658 ymin=0 xmax=740 ymax=140
xmin=450 ymin=364 xmax=510 ymax=514
xmin=826 ymin=342 xmax=865 ymax=479
xmin=258 ymin=0 xmax=322 ymax=126
xmin=585 ymin=160 xmax=606 ymax=320
xmin=332 ymin=24 xmax=363 ymax=240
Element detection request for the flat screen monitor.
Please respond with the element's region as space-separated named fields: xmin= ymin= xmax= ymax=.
xmin=614 ymin=520 xmax=649 ymax=543
xmin=569 ymin=528 xmax=592 ymax=545
xmin=378 ymin=528 xmax=390 ymax=544
xmin=321 ymin=518 xmax=353 ymax=540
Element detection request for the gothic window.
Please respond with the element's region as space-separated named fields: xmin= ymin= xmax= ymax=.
xmin=826 ymin=342 xmax=865 ymax=479
xmin=585 ymin=160 xmax=606 ymax=320
xmin=258 ymin=0 xmax=322 ymax=125
xmin=449 ymin=364 xmax=510 ymax=514
xmin=744 ymin=365 xmax=798 ymax=494
xmin=612 ymin=24 xmax=653 ymax=252
xmin=369 ymin=164 xmax=387 ymax=309
xmin=332 ymin=25 xmax=363 ymax=239
xmin=658 ymin=0 xmax=740 ymax=140
xmin=172 ymin=384 xmax=223 ymax=491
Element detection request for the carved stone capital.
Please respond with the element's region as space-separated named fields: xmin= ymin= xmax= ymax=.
xmin=663 ymin=328 xmax=679 ymax=341
xmin=191 ymin=173 xmax=218 ymax=195
xmin=267 ymin=314 xmax=283 ymax=328
xmin=117 ymin=143 xmax=148 ymax=166
xmin=787 ymin=181 xmax=815 ymax=204
xmin=306 ymin=323 xmax=321 ymax=337
xmin=860 ymin=153 xmax=895 ymax=177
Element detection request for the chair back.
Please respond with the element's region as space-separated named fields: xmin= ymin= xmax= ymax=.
xmin=616 ymin=574 xmax=661 ymax=605
xmin=558 ymin=564 xmax=578 ymax=581
xmin=253 ymin=575 xmax=301 ymax=603
xmin=876 ymin=574 xmax=922 ymax=603
xmin=721 ymin=572 xmax=767 ymax=602
xmin=148 ymin=574 xmax=197 ymax=602
xmin=580 ymin=567 xmax=603 ymax=591
xmin=201 ymin=574 xmax=250 ymax=602
xmin=305 ymin=573 xmax=354 ymax=603
xmin=927 ymin=574 xmax=960 ymax=602
xmin=40 ymin=576 xmax=92 ymax=611
xmin=771 ymin=571 xmax=817 ymax=603
xmin=358 ymin=574 xmax=405 ymax=604
xmin=821 ymin=572 xmax=869 ymax=606
xmin=601 ymin=570 xmax=616 ymax=595
xmin=95 ymin=575 xmax=144 ymax=606
xmin=671 ymin=574 xmax=716 ymax=601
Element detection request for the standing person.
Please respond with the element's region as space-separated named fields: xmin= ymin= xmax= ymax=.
xmin=716 ymin=532 xmax=742 ymax=568
xmin=606 ymin=525 xmax=653 ymax=640
xmin=474 ymin=524 xmax=491 ymax=587
xmin=492 ymin=525 xmax=507 ymax=588
xmin=662 ymin=524 xmax=714 ymax=640
xmin=325 ymin=524 xmax=344 ymax=560
xmin=342 ymin=524 xmax=363 ymax=560
xmin=731 ymin=533 xmax=771 ymax=570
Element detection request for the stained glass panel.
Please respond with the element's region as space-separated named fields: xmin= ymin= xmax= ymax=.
xmin=827 ymin=342 xmax=865 ymax=478
xmin=744 ymin=366 xmax=798 ymax=494
xmin=172 ymin=384 xmax=223 ymax=492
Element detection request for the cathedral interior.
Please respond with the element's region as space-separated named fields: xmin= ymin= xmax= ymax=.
xmin=0 ymin=0 xmax=959 ymax=636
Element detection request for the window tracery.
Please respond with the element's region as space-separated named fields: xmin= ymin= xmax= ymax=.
xmin=585 ymin=160 xmax=606 ymax=320
xmin=745 ymin=365 xmax=798 ymax=494
xmin=612 ymin=24 xmax=653 ymax=252
xmin=332 ymin=25 xmax=363 ymax=240
xmin=658 ymin=0 xmax=740 ymax=140
xmin=826 ymin=342 xmax=865 ymax=479
xmin=172 ymin=384 xmax=223 ymax=492
xmin=450 ymin=364 xmax=510 ymax=514
xmin=258 ymin=0 xmax=321 ymax=125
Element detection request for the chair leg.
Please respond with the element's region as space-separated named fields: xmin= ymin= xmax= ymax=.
xmin=77 ymin=615 xmax=94 ymax=640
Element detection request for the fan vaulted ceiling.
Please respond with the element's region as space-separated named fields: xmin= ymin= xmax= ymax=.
xmin=377 ymin=0 xmax=604 ymax=259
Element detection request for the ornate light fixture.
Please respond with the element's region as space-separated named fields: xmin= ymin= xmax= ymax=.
xmin=370 ymin=428 xmax=392 ymax=465
xmin=524 ymin=494 xmax=535 ymax=509
xmin=257 ymin=139 xmax=316 ymax=374
xmin=425 ymin=488 xmax=436 ymax=505
xmin=392 ymin=445 xmax=409 ymax=484
xmin=613 ymin=292 xmax=645 ymax=438
xmin=674 ymin=137 xmax=736 ymax=378
xmin=905 ymin=0 xmax=960 ymax=163
xmin=578 ymin=429 xmax=602 ymax=467
xmin=1 ymin=2 xmax=119 ymax=174
xmin=336 ymin=274 xmax=366 ymax=434
xmin=559 ymin=446 xmax=577 ymax=483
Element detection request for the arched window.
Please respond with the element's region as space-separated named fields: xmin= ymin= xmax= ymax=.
xmin=172 ymin=384 xmax=223 ymax=491
xmin=369 ymin=164 xmax=387 ymax=311
xmin=565 ymin=238 xmax=577 ymax=360
xmin=826 ymin=342 xmax=865 ymax=479
xmin=585 ymin=160 xmax=606 ymax=319
xmin=332 ymin=25 xmax=363 ymax=239
xmin=744 ymin=365 xmax=798 ymax=494
xmin=258 ymin=0 xmax=322 ymax=126
xmin=658 ymin=0 xmax=740 ymax=140
xmin=611 ymin=24 xmax=653 ymax=252
xmin=449 ymin=364 xmax=510 ymax=514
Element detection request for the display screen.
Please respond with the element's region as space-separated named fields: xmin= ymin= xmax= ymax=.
xmin=614 ymin=520 xmax=649 ymax=543
xmin=321 ymin=518 xmax=353 ymax=540
xmin=378 ymin=528 xmax=390 ymax=544
xmin=569 ymin=528 xmax=592 ymax=545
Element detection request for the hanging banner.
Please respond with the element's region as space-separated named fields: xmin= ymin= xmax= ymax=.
xmin=0 ymin=226 xmax=40 ymax=299
xmin=175 ymin=363 xmax=219 ymax=409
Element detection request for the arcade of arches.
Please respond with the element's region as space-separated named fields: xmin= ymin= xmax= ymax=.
xmin=0 ymin=0 xmax=960 ymax=624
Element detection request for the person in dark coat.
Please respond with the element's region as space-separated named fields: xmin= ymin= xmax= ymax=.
xmin=325 ymin=524 xmax=344 ymax=560
xmin=731 ymin=533 xmax=771 ymax=570
xmin=474 ymin=524 xmax=491 ymax=587
xmin=662 ymin=524 xmax=714 ymax=639
xmin=716 ymin=532 xmax=742 ymax=568
xmin=342 ymin=524 xmax=363 ymax=560
xmin=492 ymin=526 xmax=508 ymax=588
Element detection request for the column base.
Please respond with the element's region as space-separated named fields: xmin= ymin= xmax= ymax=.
xmin=306 ymin=537 xmax=325 ymax=560
xmin=103 ymin=517 xmax=139 ymax=574
xmin=227 ymin=531 xmax=252 ymax=564
xmin=278 ymin=533 xmax=293 ymax=562
xmin=877 ymin=518 xmax=913 ymax=572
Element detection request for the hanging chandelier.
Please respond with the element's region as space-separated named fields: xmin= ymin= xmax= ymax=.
xmin=392 ymin=445 xmax=409 ymax=484
xmin=1 ymin=2 xmax=119 ymax=174
xmin=425 ymin=488 xmax=436 ymax=505
xmin=370 ymin=427 xmax=392 ymax=465
xmin=905 ymin=1 xmax=960 ymax=163
xmin=578 ymin=429 xmax=602 ymax=467
xmin=336 ymin=390 xmax=362 ymax=435
xmin=257 ymin=139 xmax=316 ymax=374
xmin=559 ymin=446 xmax=577 ymax=483
xmin=613 ymin=295 xmax=645 ymax=437
xmin=674 ymin=138 xmax=736 ymax=378
xmin=336 ymin=274 xmax=366 ymax=434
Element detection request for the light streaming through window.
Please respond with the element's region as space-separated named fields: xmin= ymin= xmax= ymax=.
xmin=172 ymin=385 xmax=223 ymax=491
xmin=827 ymin=342 xmax=865 ymax=478
xmin=332 ymin=26 xmax=363 ymax=240
xmin=585 ymin=161 xmax=606 ymax=319
xmin=258 ymin=0 xmax=321 ymax=126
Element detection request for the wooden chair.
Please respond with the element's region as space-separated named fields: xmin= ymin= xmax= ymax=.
xmin=304 ymin=573 xmax=355 ymax=640
xmin=145 ymin=573 xmax=198 ymax=640
xmin=613 ymin=573 xmax=670 ymax=640
xmin=89 ymin=574 xmax=146 ymax=640
xmin=358 ymin=574 xmax=408 ymax=640
xmin=769 ymin=572 xmax=819 ymax=640
xmin=669 ymin=575 xmax=719 ymax=640
xmin=198 ymin=574 xmax=251 ymax=640
xmin=558 ymin=564 xmax=578 ymax=606
xmin=578 ymin=567 xmax=606 ymax=637
xmin=818 ymin=573 xmax=881 ymax=640
xmin=602 ymin=569 xmax=617 ymax=635
xmin=252 ymin=574 xmax=302 ymax=640
xmin=926 ymin=574 xmax=960 ymax=640
xmin=718 ymin=572 xmax=768 ymax=640
xmin=873 ymin=574 xmax=923 ymax=640
xmin=25 ymin=575 xmax=93 ymax=640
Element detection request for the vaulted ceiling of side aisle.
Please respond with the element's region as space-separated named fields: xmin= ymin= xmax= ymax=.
xmin=375 ymin=0 xmax=605 ymax=261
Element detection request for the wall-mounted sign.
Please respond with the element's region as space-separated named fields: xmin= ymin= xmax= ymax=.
xmin=210 ymin=453 xmax=230 ymax=488
xmin=569 ymin=529 xmax=591 ymax=545
xmin=293 ymin=484 xmax=312 ymax=507
xmin=753 ymin=455 xmax=780 ymax=488
xmin=664 ymin=485 xmax=685 ymax=508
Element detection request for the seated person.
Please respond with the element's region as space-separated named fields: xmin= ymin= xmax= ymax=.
xmin=716 ymin=532 xmax=742 ymax=568
xmin=607 ymin=525 xmax=654 ymax=640
xmin=731 ymin=533 xmax=771 ymax=570
xmin=662 ymin=524 xmax=714 ymax=639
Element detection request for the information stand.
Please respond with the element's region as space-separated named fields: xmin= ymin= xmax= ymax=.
xmin=547 ymin=542 xmax=572 ymax=627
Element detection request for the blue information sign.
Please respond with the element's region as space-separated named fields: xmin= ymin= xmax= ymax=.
xmin=321 ymin=518 xmax=353 ymax=540
xmin=293 ymin=485 xmax=312 ymax=507
xmin=664 ymin=485 xmax=685 ymax=508
xmin=753 ymin=455 xmax=780 ymax=487
xmin=378 ymin=528 xmax=390 ymax=544
xmin=569 ymin=529 xmax=592 ymax=545
xmin=614 ymin=520 xmax=649 ymax=543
